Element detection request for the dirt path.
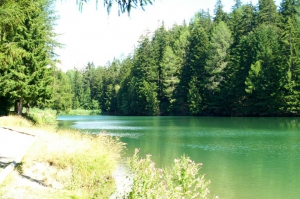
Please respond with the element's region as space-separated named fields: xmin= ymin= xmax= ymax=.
xmin=0 ymin=127 xmax=36 ymax=184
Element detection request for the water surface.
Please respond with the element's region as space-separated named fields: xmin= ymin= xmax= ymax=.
xmin=57 ymin=116 xmax=300 ymax=199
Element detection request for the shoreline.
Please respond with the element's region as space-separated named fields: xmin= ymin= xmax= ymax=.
xmin=0 ymin=116 xmax=125 ymax=198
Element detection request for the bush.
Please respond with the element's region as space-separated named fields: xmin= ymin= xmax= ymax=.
xmin=28 ymin=108 xmax=57 ymax=125
xmin=126 ymin=149 xmax=213 ymax=199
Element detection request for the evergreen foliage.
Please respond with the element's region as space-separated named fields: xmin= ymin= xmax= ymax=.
xmin=2 ymin=0 xmax=300 ymax=116
xmin=0 ymin=0 xmax=58 ymax=115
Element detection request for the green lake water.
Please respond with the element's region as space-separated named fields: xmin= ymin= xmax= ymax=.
xmin=57 ymin=116 xmax=300 ymax=199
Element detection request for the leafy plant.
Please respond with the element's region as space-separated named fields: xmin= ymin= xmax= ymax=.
xmin=126 ymin=149 xmax=213 ymax=199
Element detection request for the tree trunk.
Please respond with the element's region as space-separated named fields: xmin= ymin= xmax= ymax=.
xmin=26 ymin=103 xmax=30 ymax=115
xmin=17 ymin=98 xmax=23 ymax=115
xmin=14 ymin=101 xmax=18 ymax=114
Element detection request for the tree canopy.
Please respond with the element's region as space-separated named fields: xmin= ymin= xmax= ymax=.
xmin=0 ymin=0 xmax=59 ymax=115
xmin=55 ymin=0 xmax=300 ymax=116
xmin=2 ymin=0 xmax=300 ymax=117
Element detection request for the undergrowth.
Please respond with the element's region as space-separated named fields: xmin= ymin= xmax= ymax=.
xmin=126 ymin=149 xmax=215 ymax=199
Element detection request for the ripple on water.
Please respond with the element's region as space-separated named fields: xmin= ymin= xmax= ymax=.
xmin=98 ymin=132 xmax=143 ymax=139
xmin=72 ymin=122 xmax=148 ymax=131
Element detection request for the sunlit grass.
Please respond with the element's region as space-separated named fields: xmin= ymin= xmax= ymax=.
xmin=27 ymin=108 xmax=57 ymax=125
xmin=59 ymin=109 xmax=102 ymax=116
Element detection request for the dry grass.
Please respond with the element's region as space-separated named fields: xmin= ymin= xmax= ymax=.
xmin=0 ymin=116 xmax=126 ymax=198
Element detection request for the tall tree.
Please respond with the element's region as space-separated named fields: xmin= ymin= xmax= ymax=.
xmin=244 ymin=24 xmax=282 ymax=115
xmin=0 ymin=0 xmax=58 ymax=115
xmin=204 ymin=21 xmax=232 ymax=114
xmin=278 ymin=0 xmax=300 ymax=114
xmin=214 ymin=0 xmax=229 ymax=24
xmin=176 ymin=11 xmax=210 ymax=115
xmin=232 ymin=0 xmax=243 ymax=10
xmin=159 ymin=46 xmax=180 ymax=114
xmin=151 ymin=24 xmax=169 ymax=114
xmin=258 ymin=0 xmax=279 ymax=24
xmin=51 ymin=69 xmax=73 ymax=114
xmin=127 ymin=35 xmax=159 ymax=115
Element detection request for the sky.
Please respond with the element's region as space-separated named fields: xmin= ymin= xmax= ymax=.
xmin=54 ymin=0 xmax=281 ymax=71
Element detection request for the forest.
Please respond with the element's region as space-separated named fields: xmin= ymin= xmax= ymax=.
xmin=1 ymin=0 xmax=300 ymax=116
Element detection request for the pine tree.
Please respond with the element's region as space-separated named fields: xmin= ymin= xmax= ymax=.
xmin=205 ymin=21 xmax=232 ymax=91
xmin=151 ymin=24 xmax=169 ymax=114
xmin=232 ymin=0 xmax=243 ymax=10
xmin=175 ymin=11 xmax=210 ymax=115
xmin=240 ymin=3 xmax=258 ymax=35
xmin=222 ymin=3 xmax=258 ymax=115
xmin=258 ymin=0 xmax=279 ymax=24
xmin=0 ymin=0 xmax=58 ymax=115
xmin=51 ymin=69 xmax=73 ymax=114
xmin=204 ymin=21 xmax=232 ymax=114
xmin=243 ymin=24 xmax=281 ymax=115
xmin=278 ymin=0 xmax=300 ymax=114
xmin=127 ymin=34 xmax=159 ymax=115
xmin=117 ymin=56 xmax=133 ymax=115
xmin=160 ymin=46 xmax=180 ymax=114
xmin=187 ymin=76 xmax=202 ymax=115
xmin=214 ymin=0 xmax=229 ymax=24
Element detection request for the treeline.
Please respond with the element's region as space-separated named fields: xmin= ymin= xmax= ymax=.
xmin=2 ymin=0 xmax=300 ymax=117
xmin=55 ymin=0 xmax=300 ymax=116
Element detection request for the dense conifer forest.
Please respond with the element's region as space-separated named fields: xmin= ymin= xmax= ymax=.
xmin=1 ymin=0 xmax=300 ymax=116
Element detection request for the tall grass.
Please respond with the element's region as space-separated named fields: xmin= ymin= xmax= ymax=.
xmin=27 ymin=108 xmax=57 ymax=125
xmin=0 ymin=115 xmax=33 ymax=128
xmin=25 ymin=130 xmax=125 ymax=198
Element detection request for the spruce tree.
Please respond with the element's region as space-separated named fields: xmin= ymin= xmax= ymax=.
xmin=214 ymin=0 xmax=229 ymax=24
xmin=160 ymin=46 xmax=180 ymax=114
xmin=117 ymin=56 xmax=133 ymax=115
xmin=232 ymin=0 xmax=243 ymax=10
xmin=204 ymin=21 xmax=232 ymax=114
xmin=51 ymin=69 xmax=73 ymax=114
xmin=0 ymin=0 xmax=58 ymax=115
xmin=176 ymin=11 xmax=210 ymax=115
xmin=127 ymin=35 xmax=159 ymax=115
xmin=151 ymin=24 xmax=169 ymax=114
xmin=243 ymin=24 xmax=281 ymax=115
xmin=258 ymin=0 xmax=279 ymax=24
xmin=278 ymin=0 xmax=300 ymax=114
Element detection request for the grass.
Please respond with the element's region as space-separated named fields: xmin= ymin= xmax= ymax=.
xmin=0 ymin=116 xmax=125 ymax=198
xmin=59 ymin=109 xmax=102 ymax=116
xmin=27 ymin=108 xmax=57 ymax=125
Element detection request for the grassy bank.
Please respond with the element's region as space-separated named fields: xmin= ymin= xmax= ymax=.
xmin=0 ymin=116 xmax=125 ymax=198
xmin=59 ymin=109 xmax=102 ymax=116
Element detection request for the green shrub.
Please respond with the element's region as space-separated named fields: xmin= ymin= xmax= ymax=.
xmin=126 ymin=149 xmax=213 ymax=199
xmin=28 ymin=108 xmax=57 ymax=125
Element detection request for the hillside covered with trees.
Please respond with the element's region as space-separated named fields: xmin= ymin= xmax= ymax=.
xmin=1 ymin=0 xmax=300 ymax=116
